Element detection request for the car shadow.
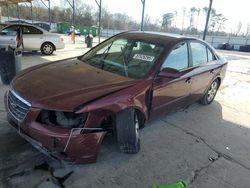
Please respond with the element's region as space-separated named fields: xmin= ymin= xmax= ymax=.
xmin=99 ymin=100 xmax=250 ymax=165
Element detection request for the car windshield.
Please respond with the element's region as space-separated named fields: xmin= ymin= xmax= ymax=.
xmin=81 ymin=37 xmax=164 ymax=79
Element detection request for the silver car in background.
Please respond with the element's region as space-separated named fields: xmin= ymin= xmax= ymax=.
xmin=0 ymin=23 xmax=65 ymax=55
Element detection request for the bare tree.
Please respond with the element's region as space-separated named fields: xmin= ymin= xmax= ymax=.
xmin=162 ymin=13 xmax=174 ymax=31
xmin=181 ymin=8 xmax=186 ymax=32
xmin=203 ymin=7 xmax=227 ymax=34
xmin=215 ymin=14 xmax=227 ymax=35
xmin=235 ymin=21 xmax=242 ymax=36
xmin=189 ymin=7 xmax=196 ymax=28
xmin=174 ymin=11 xmax=178 ymax=28
xmin=195 ymin=8 xmax=201 ymax=30
xmin=245 ymin=23 xmax=250 ymax=37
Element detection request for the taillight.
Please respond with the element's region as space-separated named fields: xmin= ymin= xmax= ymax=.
xmin=61 ymin=37 xmax=64 ymax=42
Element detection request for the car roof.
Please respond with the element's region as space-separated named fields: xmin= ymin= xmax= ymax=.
xmin=117 ymin=31 xmax=200 ymax=45
xmin=2 ymin=23 xmax=48 ymax=33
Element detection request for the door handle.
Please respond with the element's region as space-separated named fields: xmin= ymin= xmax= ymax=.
xmin=10 ymin=38 xmax=14 ymax=41
xmin=185 ymin=77 xmax=191 ymax=83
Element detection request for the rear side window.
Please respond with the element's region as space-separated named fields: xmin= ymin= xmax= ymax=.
xmin=190 ymin=42 xmax=207 ymax=66
xmin=23 ymin=26 xmax=42 ymax=34
xmin=207 ymin=48 xmax=216 ymax=62
xmin=161 ymin=42 xmax=188 ymax=70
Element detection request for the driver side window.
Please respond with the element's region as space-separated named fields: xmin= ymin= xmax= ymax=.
xmin=161 ymin=42 xmax=188 ymax=70
xmin=0 ymin=25 xmax=19 ymax=36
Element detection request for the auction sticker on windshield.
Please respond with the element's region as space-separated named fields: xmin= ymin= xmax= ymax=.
xmin=133 ymin=54 xmax=155 ymax=62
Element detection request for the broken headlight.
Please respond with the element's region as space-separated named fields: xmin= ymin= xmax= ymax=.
xmin=38 ymin=110 xmax=88 ymax=128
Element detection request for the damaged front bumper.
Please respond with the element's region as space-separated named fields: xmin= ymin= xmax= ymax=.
xmin=5 ymin=93 xmax=107 ymax=164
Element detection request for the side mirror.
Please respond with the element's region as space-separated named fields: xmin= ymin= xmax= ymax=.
xmin=158 ymin=68 xmax=182 ymax=78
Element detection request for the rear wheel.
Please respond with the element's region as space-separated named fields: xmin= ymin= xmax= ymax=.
xmin=199 ymin=79 xmax=219 ymax=105
xmin=0 ymin=51 xmax=15 ymax=85
xmin=41 ymin=42 xmax=54 ymax=55
xmin=116 ymin=109 xmax=141 ymax=154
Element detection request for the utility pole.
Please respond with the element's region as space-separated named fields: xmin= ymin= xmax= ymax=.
xmin=48 ymin=0 xmax=51 ymax=28
xmin=203 ymin=0 xmax=213 ymax=40
xmin=30 ymin=2 xmax=33 ymax=23
xmin=72 ymin=0 xmax=75 ymax=26
xmin=141 ymin=0 xmax=146 ymax=31
xmin=66 ymin=0 xmax=75 ymax=26
xmin=7 ymin=5 xmax=9 ymax=21
xmin=17 ymin=3 xmax=20 ymax=21
xmin=40 ymin=0 xmax=51 ymax=28
xmin=95 ymin=0 xmax=102 ymax=43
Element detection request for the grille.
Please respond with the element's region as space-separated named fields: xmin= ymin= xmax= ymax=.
xmin=8 ymin=90 xmax=31 ymax=121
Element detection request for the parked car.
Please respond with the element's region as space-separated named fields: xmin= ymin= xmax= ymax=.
xmin=67 ymin=29 xmax=81 ymax=36
xmin=239 ymin=45 xmax=250 ymax=52
xmin=217 ymin=42 xmax=234 ymax=50
xmin=4 ymin=31 xmax=227 ymax=163
xmin=0 ymin=23 xmax=65 ymax=55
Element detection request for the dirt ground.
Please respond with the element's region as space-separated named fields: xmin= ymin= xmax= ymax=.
xmin=0 ymin=36 xmax=250 ymax=188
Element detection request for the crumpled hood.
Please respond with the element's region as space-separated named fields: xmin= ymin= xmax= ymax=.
xmin=11 ymin=58 xmax=138 ymax=111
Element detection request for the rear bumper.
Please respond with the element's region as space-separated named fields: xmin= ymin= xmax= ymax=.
xmin=4 ymin=93 xmax=107 ymax=164
xmin=55 ymin=42 xmax=65 ymax=50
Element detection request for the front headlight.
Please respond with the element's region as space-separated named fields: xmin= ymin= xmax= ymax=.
xmin=38 ymin=110 xmax=88 ymax=128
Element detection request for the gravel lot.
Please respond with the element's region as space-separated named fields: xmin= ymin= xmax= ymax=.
xmin=0 ymin=35 xmax=250 ymax=188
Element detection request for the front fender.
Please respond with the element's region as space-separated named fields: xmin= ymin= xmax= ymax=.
xmin=76 ymin=81 xmax=151 ymax=122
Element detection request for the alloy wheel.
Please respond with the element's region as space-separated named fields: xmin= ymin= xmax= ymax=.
xmin=43 ymin=44 xmax=53 ymax=54
xmin=207 ymin=81 xmax=218 ymax=102
xmin=135 ymin=113 xmax=139 ymax=140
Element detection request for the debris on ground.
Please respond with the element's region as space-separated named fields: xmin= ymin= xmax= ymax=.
xmin=152 ymin=181 xmax=187 ymax=188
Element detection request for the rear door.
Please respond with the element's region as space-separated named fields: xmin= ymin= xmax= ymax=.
xmin=0 ymin=25 xmax=19 ymax=49
xmin=187 ymin=41 xmax=220 ymax=104
xmin=151 ymin=42 xmax=193 ymax=117
xmin=22 ymin=25 xmax=44 ymax=50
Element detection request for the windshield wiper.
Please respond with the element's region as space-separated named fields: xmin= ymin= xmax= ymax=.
xmin=82 ymin=41 xmax=113 ymax=64
xmin=100 ymin=42 xmax=113 ymax=69
xmin=122 ymin=54 xmax=129 ymax=77
xmin=121 ymin=45 xmax=134 ymax=77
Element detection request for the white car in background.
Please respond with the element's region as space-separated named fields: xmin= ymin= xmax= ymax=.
xmin=0 ymin=23 xmax=65 ymax=55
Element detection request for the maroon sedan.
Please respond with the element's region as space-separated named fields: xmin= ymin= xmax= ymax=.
xmin=5 ymin=32 xmax=227 ymax=163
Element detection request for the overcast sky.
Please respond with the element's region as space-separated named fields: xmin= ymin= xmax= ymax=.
xmin=56 ymin=0 xmax=250 ymax=33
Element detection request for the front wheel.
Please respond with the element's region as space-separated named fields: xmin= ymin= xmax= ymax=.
xmin=41 ymin=42 xmax=54 ymax=55
xmin=199 ymin=79 xmax=219 ymax=105
xmin=116 ymin=109 xmax=140 ymax=154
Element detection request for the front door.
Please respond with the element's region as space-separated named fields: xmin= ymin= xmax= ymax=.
xmin=151 ymin=42 xmax=192 ymax=117
xmin=22 ymin=25 xmax=44 ymax=51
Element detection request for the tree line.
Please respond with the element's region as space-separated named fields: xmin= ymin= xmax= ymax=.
xmin=1 ymin=1 xmax=249 ymax=37
xmin=161 ymin=7 xmax=228 ymax=36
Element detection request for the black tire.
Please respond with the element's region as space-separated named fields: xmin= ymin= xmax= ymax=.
xmin=199 ymin=79 xmax=219 ymax=105
xmin=0 ymin=51 xmax=16 ymax=85
xmin=0 ymin=74 xmax=10 ymax=84
xmin=41 ymin=42 xmax=54 ymax=55
xmin=116 ymin=108 xmax=140 ymax=154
